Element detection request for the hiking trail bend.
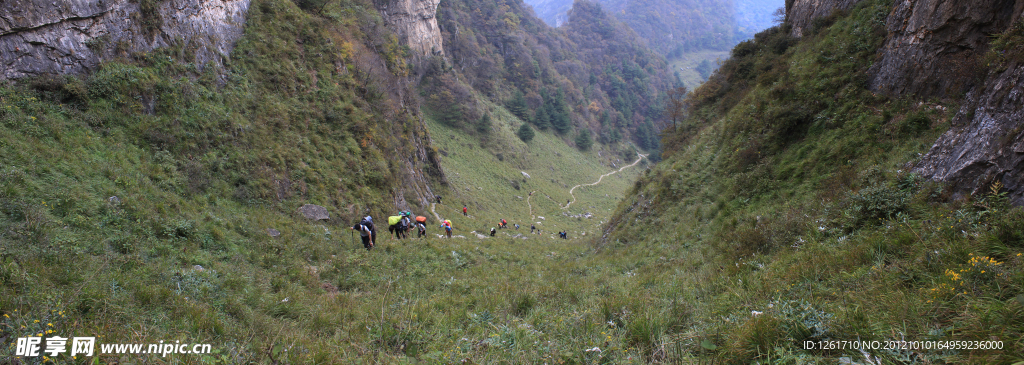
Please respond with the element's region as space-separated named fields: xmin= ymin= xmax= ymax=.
xmin=563 ymin=153 xmax=647 ymax=209
xmin=430 ymin=203 xmax=443 ymax=222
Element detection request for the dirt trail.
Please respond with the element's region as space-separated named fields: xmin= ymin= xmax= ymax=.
xmin=430 ymin=203 xmax=443 ymax=222
xmin=563 ymin=153 xmax=646 ymax=210
xmin=527 ymin=191 xmax=537 ymax=218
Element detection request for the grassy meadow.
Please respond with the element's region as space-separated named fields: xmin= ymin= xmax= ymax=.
xmin=601 ymin=0 xmax=1024 ymax=363
xmin=2 ymin=0 xmax=1024 ymax=363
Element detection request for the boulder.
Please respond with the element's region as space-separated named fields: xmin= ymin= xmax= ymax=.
xmin=298 ymin=204 xmax=330 ymax=221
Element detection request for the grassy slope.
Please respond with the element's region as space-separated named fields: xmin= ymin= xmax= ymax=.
xmin=425 ymin=100 xmax=644 ymax=239
xmin=0 ymin=0 xmax=659 ymax=364
xmin=669 ymin=50 xmax=729 ymax=88
xmin=601 ymin=0 xmax=1024 ymax=363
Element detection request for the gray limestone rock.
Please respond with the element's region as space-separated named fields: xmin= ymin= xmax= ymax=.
xmin=866 ymin=0 xmax=1023 ymax=100
xmin=0 ymin=0 xmax=250 ymax=79
xmin=914 ymin=64 xmax=1024 ymax=205
xmin=298 ymin=204 xmax=330 ymax=221
xmin=786 ymin=0 xmax=865 ymax=38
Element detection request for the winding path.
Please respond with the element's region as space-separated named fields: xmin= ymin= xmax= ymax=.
xmin=527 ymin=190 xmax=537 ymax=218
xmin=563 ymin=153 xmax=647 ymax=209
xmin=430 ymin=203 xmax=443 ymax=222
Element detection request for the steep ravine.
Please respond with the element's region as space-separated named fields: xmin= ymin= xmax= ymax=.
xmin=788 ymin=0 xmax=1024 ymax=204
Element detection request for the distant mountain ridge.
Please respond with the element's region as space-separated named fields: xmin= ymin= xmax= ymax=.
xmin=525 ymin=0 xmax=784 ymax=56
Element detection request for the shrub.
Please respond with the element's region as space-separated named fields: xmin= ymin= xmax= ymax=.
xmin=574 ymin=129 xmax=592 ymax=151
xmin=846 ymin=182 xmax=912 ymax=227
xmin=517 ymin=123 xmax=535 ymax=142
xmin=898 ymin=112 xmax=931 ymax=136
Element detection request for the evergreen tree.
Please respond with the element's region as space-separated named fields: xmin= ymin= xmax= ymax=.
xmin=476 ymin=113 xmax=492 ymax=134
xmin=506 ymin=90 xmax=529 ymax=121
xmin=517 ymin=123 xmax=535 ymax=142
xmin=575 ymin=129 xmax=593 ymax=151
xmin=550 ymin=90 xmax=571 ymax=134
xmin=696 ymin=59 xmax=713 ymax=80
xmin=533 ymin=104 xmax=551 ymax=130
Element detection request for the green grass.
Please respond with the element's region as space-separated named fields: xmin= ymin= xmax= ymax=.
xmin=668 ymin=50 xmax=729 ymax=88
xmin=3 ymin=0 xmax=1023 ymax=363
xmin=602 ymin=0 xmax=1024 ymax=363
xmin=424 ymin=96 xmax=644 ymax=240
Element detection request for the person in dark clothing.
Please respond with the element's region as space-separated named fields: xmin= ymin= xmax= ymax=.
xmin=463 ymin=205 xmax=468 ymax=216
xmin=490 ymin=227 xmax=496 ymax=237
xmin=416 ymin=222 xmax=426 ymax=238
xmin=435 ymin=195 xmax=442 ymax=204
xmin=530 ymin=224 xmax=535 ymax=234
xmin=352 ymin=216 xmax=376 ymax=250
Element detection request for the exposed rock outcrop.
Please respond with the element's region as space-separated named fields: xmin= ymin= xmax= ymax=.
xmin=790 ymin=0 xmax=1024 ymax=204
xmin=375 ymin=0 xmax=443 ymax=57
xmin=298 ymin=204 xmax=330 ymax=221
xmin=786 ymin=0 xmax=864 ymax=37
xmin=0 ymin=0 xmax=250 ymax=79
xmin=915 ymin=63 xmax=1024 ymax=205
xmin=867 ymin=0 xmax=1023 ymax=99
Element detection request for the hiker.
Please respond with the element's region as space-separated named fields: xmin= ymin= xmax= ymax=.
xmin=500 ymin=219 xmax=507 ymax=229
xmin=416 ymin=221 xmax=426 ymax=238
xmin=435 ymin=195 xmax=442 ymax=204
xmin=388 ymin=215 xmax=404 ymax=239
xmin=514 ymin=223 xmax=520 ymax=230
xmin=351 ymin=216 xmax=376 ymax=250
xmin=398 ymin=214 xmax=411 ymax=239
xmin=463 ymin=205 xmax=468 ymax=216
xmin=530 ymin=224 xmax=535 ymax=234
xmin=415 ymin=215 xmax=428 ymax=238
xmin=490 ymin=227 xmax=496 ymax=237
xmin=440 ymin=219 xmax=453 ymax=238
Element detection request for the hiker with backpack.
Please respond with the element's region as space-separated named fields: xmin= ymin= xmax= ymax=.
xmin=463 ymin=205 xmax=468 ymax=216
xmin=398 ymin=213 xmax=411 ymax=239
xmin=440 ymin=219 xmax=453 ymax=238
xmin=500 ymin=219 xmax=507 ymax=229
xmin=351 ymin=216 xmax=376 ymax=250
xmin=415 ymin=215 xmax=427 ymax=238
xmin=490 ymin=227 xmax=496 ymax=237
xmin=388 ymin=215 xmax=406 ymax=239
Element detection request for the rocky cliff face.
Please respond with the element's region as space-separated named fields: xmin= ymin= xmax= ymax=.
xmin=785 ymin=0 xmax=863 ymax=37
xmin=788 ymin=0 xmax=1024 ymax=204
xmin=869 ymin=0 xmax=1024 ymax=204
xmin=867 ymin=0 xmax=1022 ymax=99
xmin=375 ymin=0 xmax=443 ymax=57
xmin=0 ymin=0 xmax=250 ymax=79
xmin=915 ymin=64 xmax=1024 ymax=205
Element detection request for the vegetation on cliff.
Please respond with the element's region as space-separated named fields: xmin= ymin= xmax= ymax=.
xmin=604 ymin=0 xmax=1024 ymax=362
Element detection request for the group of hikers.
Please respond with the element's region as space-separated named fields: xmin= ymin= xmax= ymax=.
xmin=385 ymin=211 xmax=428 ymax=240
xmin=350 ymin=202 xmax=567 ymax=250
xmin=350 ymin=210 xmax=453 ymax=250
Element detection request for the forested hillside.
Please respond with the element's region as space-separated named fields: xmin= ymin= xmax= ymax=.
xmin=526 ymin=0 xmax=784 ymax=57
xmin=427 ymin=0 xmax=672 ymax=152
